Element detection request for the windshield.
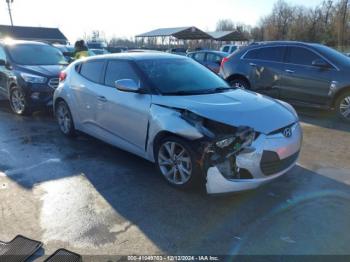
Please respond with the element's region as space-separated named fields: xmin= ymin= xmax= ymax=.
xmin=7 ymin=44 xmax=68 ymax=65
xmin=136 ymin=58 xmax=230 ymax=95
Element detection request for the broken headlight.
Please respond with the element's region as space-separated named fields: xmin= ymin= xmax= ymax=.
xmin=216 ymin=137 xmax=235 ymax=148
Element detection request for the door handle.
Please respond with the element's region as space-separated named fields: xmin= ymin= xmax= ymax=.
xmin=285 ymin=69 xmax=295 ymax=74
xmin=97 ymin=96 xmax=108 ymax=102
xmin=249 ymin=63 xmax=257 ymax=67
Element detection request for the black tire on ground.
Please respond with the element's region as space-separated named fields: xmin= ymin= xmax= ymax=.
xmin=55 ymin=100 xmax=76 ymax=137
xmin=229 ymin=78 xmax=250 ymax=90
xmin=155 ymin=136 xmax=204 ymax=190
xmin=9 ymin=86 xmax=32 ymax=116
xmin=335 ymin=91 xmax=350 ymax=123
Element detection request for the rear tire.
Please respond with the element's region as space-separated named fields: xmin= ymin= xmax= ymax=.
xmin=335 ymin=91 xmax=350 ymax=122
xmin=230 ymin=78 xmax=250 ymax=90
xmin=9 ymin=86 xmax=31 ymax=116
xmin=155 ymin=136 xmax=203 ymax=190
xmin=56 ymin=100 xmax=76 ymax=137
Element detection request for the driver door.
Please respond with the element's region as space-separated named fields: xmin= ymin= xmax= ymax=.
xmin=94 ymin=60 xmax=151 ymax=156
xmin=279 ymin=46 xmax=334 ymax=105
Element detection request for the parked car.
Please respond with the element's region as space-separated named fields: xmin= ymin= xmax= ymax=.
xmin=0 ymin=40 xmax=68 ymax=115
xmin=220 ymin=45 xmax=239 ymax=54
xmin=166 ymin=48 xmax=187 ymax=56
xmin=87 ymin=41 xmax=107 ymax=50
xmin=54 ymin=53 xmax=302 ymax=194
xmin=90 ymin=49 xmax=110 ymax=55
xmin=53 ymin=44 xmax=75 ymax=62
xmin=107 ymin=46 xmax=128 ymax=53
xmin=187 ymin=51 xmax=227 ymax=73
xmin=220 ymin=41 xmax=350 ymax=122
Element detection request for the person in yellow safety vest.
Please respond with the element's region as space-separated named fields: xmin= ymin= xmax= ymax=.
xmin=73 ymin=40 xmax=91 ymax=60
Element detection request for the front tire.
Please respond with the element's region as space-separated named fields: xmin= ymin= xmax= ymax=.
xmin=335 ymin=91 xmax=350 ymax=122
xmin=9 ymin=86 xmax=31 ymax=116
xmin=155 ymin=136 xmax=203 ymax=189
xmin=56 ymin=100 xmax=76 ymax=137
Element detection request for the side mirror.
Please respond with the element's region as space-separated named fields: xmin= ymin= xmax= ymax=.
xmin=115 ymin=79 xmax=141 ymax=93
xmin=0 ymin=59 xmax=6 ymax=66
xmin=312 ymin=59 xmax=330 ymax=69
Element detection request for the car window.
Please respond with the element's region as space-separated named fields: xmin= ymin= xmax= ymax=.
xmin=287 ymin=47 xmax=321 ymax=66
xmin=229 ymin=46 xmax=238 ymax=53
xmin=80 ymin=60 xmax=104 ymax=83
xmin=136 ymin=58 xmax=229 ymax=94
xmin=6 ymin=44 xmax=67 ymax=65
xmin=206 ymin=53 xmax=222 ymax=63
xmin=222 ymin=46 xmax=229 ymax=53
xmin=193 ymin=53 xmax=205 ymax=62
xmin=256 ymin=47 xmax=286 ymax=62
xmin=0 ymin=47 xmax=6 ymax=61
xmin=104 ymin=60 xmax=141 ymax=87
xmin=244 ymin=48 xmax=259 ymax=59
xmin=245 ymin=47 xmax=285 ymax=62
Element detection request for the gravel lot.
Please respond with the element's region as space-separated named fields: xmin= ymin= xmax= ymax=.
xmin=0 ymin=99 xmax=350 ymax=257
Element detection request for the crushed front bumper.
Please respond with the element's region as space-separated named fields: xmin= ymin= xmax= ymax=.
xmin=206 ymin=122 xmax=302 ymax=194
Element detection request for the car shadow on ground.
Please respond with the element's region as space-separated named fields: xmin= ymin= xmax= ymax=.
xmin=1 ymin=101 xmax=350 ymax=254
xmin=296 ymin=106 xmax=350 ymax=132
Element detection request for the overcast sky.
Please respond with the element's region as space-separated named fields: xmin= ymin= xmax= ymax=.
xmin=0 ymin=0 xmax=323 ymax=42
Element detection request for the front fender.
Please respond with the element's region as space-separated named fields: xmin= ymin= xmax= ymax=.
xmin=146 ymin=104 xmax=204 ymax=162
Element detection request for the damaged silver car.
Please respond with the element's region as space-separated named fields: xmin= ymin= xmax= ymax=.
xmin=53 ymin=53 xmax=302 ymax=194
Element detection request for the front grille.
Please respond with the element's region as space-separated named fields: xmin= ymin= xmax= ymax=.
xmin=48 ymin=78 xmax=59 ymax=89
xmin=260 ymin=151 xmax=299 ymax=176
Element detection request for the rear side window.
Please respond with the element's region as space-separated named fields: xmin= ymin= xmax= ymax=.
xmin=80 ymin=60 xmax=104 ymax=83
xmin=193 ymin=53 xmax=205 ymax=62
xmin=244 ymin=48 xmax=259 ymax=59
xmin=104 ymin=60 xmax=140 ymax=87
xmin=245 ymin=47 xmax=285 ymax=62
xmin=222 ymin=46 xmax=230 ymax=53
xmin=206 ymin=53 xmax=222 ymax=63
xmin=287 ymin=47 xmax=320 ymax=66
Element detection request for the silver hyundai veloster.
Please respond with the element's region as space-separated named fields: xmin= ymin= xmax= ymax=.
xmin=54 ymin=53 xmax=302 ymax=194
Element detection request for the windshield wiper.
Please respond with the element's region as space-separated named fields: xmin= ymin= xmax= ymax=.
xmin=194 ymin=87 xmax=234 ymax=94
xmin=163 ymin=90 xmax=205 ymax=96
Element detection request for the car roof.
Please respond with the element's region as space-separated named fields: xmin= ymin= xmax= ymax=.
xmin=249 ymin=41 xmax=317 ymax=48
xmin=188 ymin=50 xmax=227 ymax=56
xmin=83 ymin=52 xmax=185 ymax=62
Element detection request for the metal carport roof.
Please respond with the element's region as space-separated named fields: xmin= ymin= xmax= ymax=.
xmin=0 ymin=25 xmax=68 ymax=44
xmin=136 ymin=27 xmax=212 ymax=40
xmin=207 ymin=31 xmax=247 ymax=41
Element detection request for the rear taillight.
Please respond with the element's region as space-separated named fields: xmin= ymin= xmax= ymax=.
xmin=221 ymin=57 xmax=229 ymax=68
xmin=59 ymin=71 xmax=67 ymax=82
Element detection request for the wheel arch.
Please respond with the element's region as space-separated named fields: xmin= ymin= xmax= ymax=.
xmin=152 ymin=131 xmax=193 ymax=162
xmin=332 ymin=86 xmax=350 ymax=107
xmin=54 ymin=97 xmax=66 ymax=114
xmin=226 ymin=74 xmax=251 ymax=87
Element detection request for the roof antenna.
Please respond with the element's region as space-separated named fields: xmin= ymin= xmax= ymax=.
xmin=6 ymin=0 xmax=14 ymax=26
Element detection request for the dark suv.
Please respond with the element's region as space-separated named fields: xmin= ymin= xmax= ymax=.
xmin=0 ymin=40 xmax=68 ymax=115
xmin=220 ymin=41 xmax=350 ymax=122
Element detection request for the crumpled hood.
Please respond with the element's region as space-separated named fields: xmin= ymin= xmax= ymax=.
xmin=18 ymin=65 xmax=66 ymax=77
xmin=152 ymin=89 xmax=297 ymax=134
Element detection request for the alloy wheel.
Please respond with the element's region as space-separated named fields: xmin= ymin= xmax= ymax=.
xmin=339 ymin=96 xmax=350 ymax=120
xmin=11 ymin=89 xmax=26 ymax=114
xmin=158 ymin=141 xmax=192 ymax=185
xmin=57 ymin=102 xmax=72 ymax=134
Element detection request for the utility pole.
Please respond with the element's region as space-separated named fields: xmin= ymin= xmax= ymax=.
xmin=6 ymin=0 xmax=14 ymax=26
